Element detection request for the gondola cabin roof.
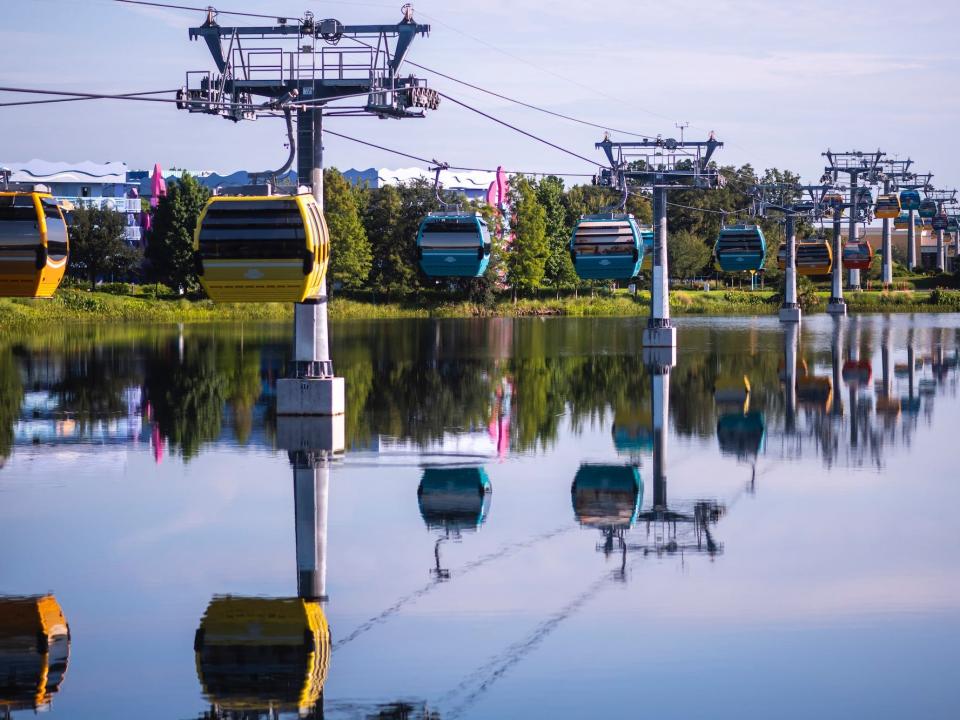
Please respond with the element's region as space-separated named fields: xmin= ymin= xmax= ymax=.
xmin=194 ymin=192 xmax=329 ymax=303
xmin=570 ymin=213 xmax=643 ymax=280
xmin=571 ymin=464 xmax=642 ymax=528
xmin=0 ymin=191 xmax=69 ymax=299
xmin=417 ymin=212 xmax=491 ymax=278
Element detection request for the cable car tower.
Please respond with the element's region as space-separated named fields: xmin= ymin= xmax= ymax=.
xmin=179 ymin=5 xmax=437 ymax=416
xmin=876 ymin=159 xmax=915 ymax=285
xmin=821 ymin=150 xmax=884 ymax=313
xmin=893 ymin=172 xmax=934 ymax=271
xmin=924 ymin=189 xmax=958 ymax=271
xmin=597 ymin=134 xmax=724 ymax=361
xmin=752 ymin=182 xmax=829 ymax=323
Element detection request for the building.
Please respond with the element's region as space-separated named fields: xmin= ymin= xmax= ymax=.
xmin=0 ymin=159 xmax=143 ymax=245
xmin=343 ymin=167 xmax=496 ymax=200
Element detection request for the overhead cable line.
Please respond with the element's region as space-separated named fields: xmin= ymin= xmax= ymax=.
xmin=436 ymin=92 xmax=599 ymax=167
xmin=110 ymin=0 xmax=299 ymax=21
xmin=0 ymin=88 xmax=177 ymax=108
xmin=398 ymin=59 xmax=655 ymax=140
xmin=322 ymin=127 xmax=594 ymax=177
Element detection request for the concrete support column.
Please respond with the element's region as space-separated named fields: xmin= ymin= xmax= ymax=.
xmin=779 ymin=213 xmax=801 ymax=322
xmin=279 ymin=108 xmax=345 ymax=415
xmin=907 ymin=209 xmax=917 ymax=270
xmin=882 ymin=178 xmax=893 ymax=287
xmin=936 ymin=228 xmax=946 ymax=272
xmin=828 ymin=207 xmax=847 ymax=315
xmin=643 ymin=186 xmax=676 ymax=352
xmin=848 ymin=174 xmax=861 ymax=291
xmin=651 ymin=369 xmax=670 ymax=511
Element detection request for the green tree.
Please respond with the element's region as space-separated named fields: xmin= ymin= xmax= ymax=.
xmin=146 ymin=174 xmax=209 ymax=293
xmin=324 ymin=169 xmax=372 ymax=290
xmin=508 ymin=176 xmax=549 ymax=296
xmin=538 ymin=176 xmax=577 ymax=294
xmin=668 ymin=229 xmax=712 ymax=279
xmin=67 ymin=207 xmax=142 ymax=289
xmin=363 ymin=184 xmax=415 ymax=297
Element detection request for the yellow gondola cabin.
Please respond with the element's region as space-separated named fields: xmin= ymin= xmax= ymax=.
xmin=0 ymin=190 xmax=69 ymax=298
xmin=194 ymin=192 xmax=329 ymax=303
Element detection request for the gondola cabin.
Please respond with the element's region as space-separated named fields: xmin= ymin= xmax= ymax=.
xmin=918 ymin=199 xmax=938 ymax=218
xmin=893 ymin=212 xmax=911 ymax=230
xmin=570 ymin=213 xmax=643 ymax=280
xmin=639 ymin=226 xmax=654 ymax=270
xmin=822 ymin=188 xmax=845 ymax=214
xmin=855 ymin=188 xmax=873 ymax=209
xmin=777 ymin=240 xmax=833 ymax=275
xmin=874 ymin=193 xmax=901 ymax=219
xmin=797 ymin=375 xmax=833 ymax=413
xmin=195 ymin=596 xmax=330 ymax=715
xmin=194 ymin=192 xmax=329 ymax=303
xmin=0 ymin=190 xmax=69 ymax=298
xmin=417 ymin=212 xmax=491 ymax=278
xmin=900 ymin=189 xmax=922 ymax=211
xmin=571 ymin=464 xmax=642 ymax=530
xmin=714 ymin=225 xmax=767 ymax=272
xmin=931 ymin=213 xmax=949 ymax=231
xmin=417 ymin=467 xmax=491 ymax=534
xmin=842 ymin=241 xmax=874 ymax=271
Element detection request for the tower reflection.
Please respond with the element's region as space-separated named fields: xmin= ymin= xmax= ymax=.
xmin=194 ymin=417 xmax=343 ymax=719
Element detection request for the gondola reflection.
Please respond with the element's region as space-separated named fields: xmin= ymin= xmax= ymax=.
xmin=418 ymin=466 xmax=492 ymax=580
xmin=0 ymin=595 xmax=70 ymax=716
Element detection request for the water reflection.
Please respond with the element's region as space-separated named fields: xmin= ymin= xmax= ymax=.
xmin=418 ymin=468 xmax=492 ymax=580
xmin=4 ymin=318 xmax=960 ymax=471
xmin=0 ymin=596 xmax=70 ymax=716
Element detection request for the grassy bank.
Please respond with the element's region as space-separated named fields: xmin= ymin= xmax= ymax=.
xmin=3 ymin=287 xmax=960 ymax=328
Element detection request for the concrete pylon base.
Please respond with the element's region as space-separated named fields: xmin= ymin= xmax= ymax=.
xmin=779 ymin=306 xmax=802 ymax=322
xmin=642 ymin=325 xmax=677 ymax=348
xmin=642 ymin=345 xmax=677 ymax=369
xmin=826 ymin=301 xmax=847 ymax=316
xmin=277 ymin=415 xmax=345 ymax=454
xmin=277 ymin=377 xmax=345 ymax=416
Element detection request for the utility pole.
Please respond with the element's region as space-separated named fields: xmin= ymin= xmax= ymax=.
xmin=752 ymin=183 xmax=828 ymax=323
xmin=597 ymin=134 xmax=724 ymax=364
xmin=823 ymin=149 xmax=884 ymax=296
xmin=178 ymin=6 xmax=437 ymax=416
xmin=877 ymin=159 xmax=913 ymax=287
xmin=925 ymin=189 xmax=958 ymax=272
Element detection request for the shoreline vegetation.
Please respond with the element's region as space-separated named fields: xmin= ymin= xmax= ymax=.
xmin=4 ymin=284 xmax=960 ymax=327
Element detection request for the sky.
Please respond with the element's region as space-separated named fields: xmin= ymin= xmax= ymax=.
xmin=2 ymin=0 xmax=959 ymax=191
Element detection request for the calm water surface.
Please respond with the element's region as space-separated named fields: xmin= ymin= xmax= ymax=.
xmin=1 ymin=314 xmax=959 ymax=719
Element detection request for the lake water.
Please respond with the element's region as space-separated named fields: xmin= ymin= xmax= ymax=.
xmin=1 ymin=314 xmax=959 ymax=719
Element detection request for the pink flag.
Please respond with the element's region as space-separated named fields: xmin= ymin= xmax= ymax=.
xmin=150 ymin=163 xmax=167 ymax=209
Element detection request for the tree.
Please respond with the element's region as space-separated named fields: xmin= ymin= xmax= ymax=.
xmin=363 ymin=184 xmax=412 ymax=297
xmin=146 ymin=173 xmax=209 ymax=293
xmin=324 ymin=169 xmax=372 ymax=290
xmin=668 ymin=229 xmax=712 ymax=279
xmin=508 ymin=176 xmax=549 ymax=297
xmin=538 ymin=176 xmax=577 ymax=294
xmin=67 ymin=207 xmax=142 ymax=289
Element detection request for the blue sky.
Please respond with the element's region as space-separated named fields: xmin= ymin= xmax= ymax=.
xmin=3 ymin=0 xmax=959 ymax=190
